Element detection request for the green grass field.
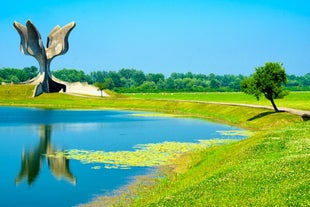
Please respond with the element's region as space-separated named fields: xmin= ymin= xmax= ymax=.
xmin=126 ymin=91 xmax=310 ymax=111
xmin=1 ymin=85 xmax=309 ymax=111
xmin=0 ymin=85 xmax=309 ymax=206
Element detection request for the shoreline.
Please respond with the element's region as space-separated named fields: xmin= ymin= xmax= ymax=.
xmin=0 ymin=89 xmax=308 ymax=206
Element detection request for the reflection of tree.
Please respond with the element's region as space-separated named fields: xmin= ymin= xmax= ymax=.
xmin=15 ymin=125 xmax=76 ymax=186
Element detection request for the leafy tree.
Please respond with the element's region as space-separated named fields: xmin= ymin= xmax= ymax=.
xmin=183 ymin=78 xmax=196 ymax=91
xmin=1 ymin=66 xmax=309 ymax=92
xmin=8 ymin=75 xmax=20 ymax=83
xmin=132 ymin=70 xmax=146 ymax=86
xmin=170 ymin=72 xmax=185 ymax=79
xmin=90 ymin=71 xmax=109 ymax=83
xmin=103 ymin=77 xmax=114 ymax=89
xmin=241 ymin=62 xmax=288 ymax=112
xmin=210 ymin=79 xmax=220 ymax=89
xmin=207 ymin=73 xmax=216 ymax=81
xmin=120 ymin=77 xmax=135 ymax=88
xmin=94 ymin=82 xmax=107 ymax=97
xmin=174 ymin=78 xmax=185 ymax=91
xmin=195 ymin=73 xmax=207 ymax=81
xmin=0 ymin=68 xmax=29 ymax=83
xmin=23 ymin=66 xmax=38 ymax=80
xmin=146 ymin=73 xmax=165 ymax=84
xmin=164 ymin=77 xmax=175 ymax=91
xmin=185 ymin=72 xmax=194 ymax=79
xmin=107 ymin=71 xmax=121 ymax=87
xmin=139 ymin=81 xmax=157 ymax=92
xmin=53 ymin=68 xmax=92 ymax=83
xmin=119 ymin=68 xmax=135 ymax=79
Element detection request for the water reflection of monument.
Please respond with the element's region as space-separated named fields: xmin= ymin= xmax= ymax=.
xmin=15 ymin=125 xmax=76 ymax=185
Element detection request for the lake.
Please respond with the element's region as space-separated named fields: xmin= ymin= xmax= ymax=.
xmin=0 ymin=106 xmax=246 ymax=207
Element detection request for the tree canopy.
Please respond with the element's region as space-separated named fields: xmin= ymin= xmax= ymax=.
xmin=1 ymin=66 xmax=309 ymax=93
xmin=94 ymin=82 xmax=107 ymax=97
xmin=0 ymin=66 xmax=38 ymax=83
xmin=241 ymin=62 xmax=288 ymax=112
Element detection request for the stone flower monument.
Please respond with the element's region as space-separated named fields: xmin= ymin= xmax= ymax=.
xmin=13 ymin=20 xmax=75 ymax=96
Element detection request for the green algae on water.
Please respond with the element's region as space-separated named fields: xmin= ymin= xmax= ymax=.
xmin=47 ymin=139 xmax=238 ymax=169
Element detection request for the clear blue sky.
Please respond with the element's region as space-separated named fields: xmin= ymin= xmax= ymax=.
xmin=1 ymin=0 xmax=309 ymax=75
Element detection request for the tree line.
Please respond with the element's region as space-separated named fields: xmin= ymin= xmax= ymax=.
xmin=1 ymin=67 xmax=309 ymax=92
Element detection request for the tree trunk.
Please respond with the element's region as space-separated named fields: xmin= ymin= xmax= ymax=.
xmin=270 ymin=98 xmax=279 ymax=112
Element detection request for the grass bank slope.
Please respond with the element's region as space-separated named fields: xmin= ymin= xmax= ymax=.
xmin=0 ymin=84 xmax=35 ymax=100
xmin=127 ymin=92 xmax=310 ymax=111
xmin=126 ymin=120 xmax=309 ymax=207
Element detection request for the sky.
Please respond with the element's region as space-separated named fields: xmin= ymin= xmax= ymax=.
xmin=0 ymin=0 xmax=309 ymax=76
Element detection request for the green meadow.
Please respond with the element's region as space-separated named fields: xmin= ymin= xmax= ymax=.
xmin=126 ymin=91 xmax=310 ymax=111
xmin=0 ymin=85 xmax=309 ymax=206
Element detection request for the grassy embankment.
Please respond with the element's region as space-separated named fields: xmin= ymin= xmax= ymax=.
xmin=1 ymin=85 xmax=309 ymax=206
xmin=126 ymin=91 xmax=310 ymax=111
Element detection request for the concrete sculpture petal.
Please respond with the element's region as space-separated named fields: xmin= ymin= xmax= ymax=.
xmin=13 ymin=21 xmax=29 ymax=55
xmin=46 ymin=22 xmax=75 ymax=60
xmin=13 ymin=20 xmax=76 ymax=96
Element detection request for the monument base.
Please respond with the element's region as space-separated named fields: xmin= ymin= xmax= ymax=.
xmin=22 ymin=74 xmax=66 ymax=97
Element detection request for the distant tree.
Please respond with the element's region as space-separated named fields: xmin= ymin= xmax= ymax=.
xmin=132 ymin=70 xmax=146 ymax=86
xmin=23 ymin=66 xmax=38 ymax=80
xmin=94 ymin=82 xmax=107 ymax=97
xmin=207 ymin=73 xmax=216 ymax=81
xmin=302 ymin=73 xmax=310 ymax=86
xmin=164 ymin=77 xmax=175 ymax=91
xmin=174 ymin=78 xmax=185 ymax=90
xmin=8 ymin=75 xmax=20 ymax=83
xmin=53 ymin=68 xmax=92 ymax=83
xmin=221 ymin=74 xmax=234 ymax=87
xmin=183 ymin=78 xmax=196 ymax=91
xmin=107 ymin=71 xmax=121 ymax=87
xmin=139 ymin=81 xmax=157 ymax=92
xmin=156 ymin=79 xmax=166 ymax=90
xmin=120 ymin=77 xmax=135 ymax=88
xmin=241 ymin=62 xmax=288 ymax=112
xmin=103 ymin=77 xmax=114 ymax=89
xmin=185 ymin=72 xmax=194 ymax=79
xmin=194 ymin=73 xmax=207 ymax=81
xmin=210 ymin=79 xmax=220 ymax=89
xmin=119 ymin=68 xmax=135 ymax=79
xmin=90 ymin=71 xmax=109 ymax=83
xmin=2 ymin=66 xmax=308 ymax=92
xmin=170 ymin=72 xmax=185 ymax=79
xmin=146 ymin=73 xmax=165 ymax=84
xmin=0 ymin=68 xmax=28 ymax=83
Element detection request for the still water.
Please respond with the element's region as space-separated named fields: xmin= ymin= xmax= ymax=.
xmin=0 ymin=107 xmax=245 ymax=207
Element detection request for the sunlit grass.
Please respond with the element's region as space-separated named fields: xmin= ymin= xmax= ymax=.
xmin=126 ymin=91 xmax=310 ymax=111
xmin=0 ymin=84 xmax=35 ymax=99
